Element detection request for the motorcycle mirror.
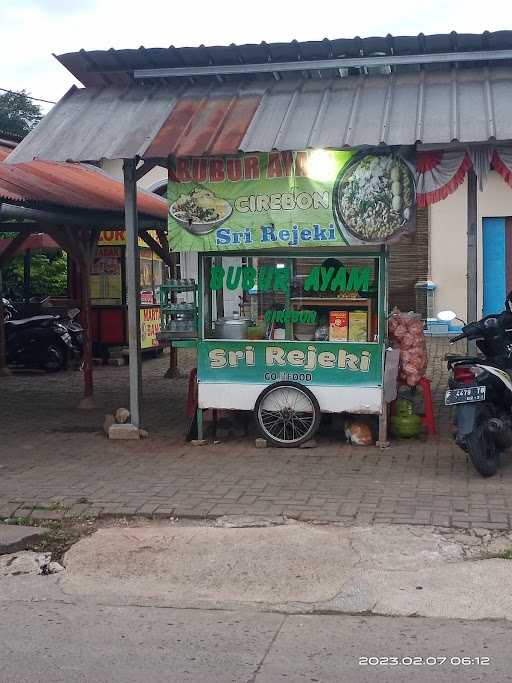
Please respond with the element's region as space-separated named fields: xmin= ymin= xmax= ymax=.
xmin=437 ymin=310 xmax=457 ymax=322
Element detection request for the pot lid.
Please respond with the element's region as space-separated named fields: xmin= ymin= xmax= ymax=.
xmin=217 ymin=317 xmax=251 ymax=325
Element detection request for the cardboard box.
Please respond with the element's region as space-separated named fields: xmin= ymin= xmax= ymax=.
xmin=348 ymin=310 xmax=368 ymax=342
xmin=329 ymin=311 xmax=349 ymax=341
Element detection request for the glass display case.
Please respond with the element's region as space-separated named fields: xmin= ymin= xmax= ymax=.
xmin=200 ymin=253 xmax=381 ymax=344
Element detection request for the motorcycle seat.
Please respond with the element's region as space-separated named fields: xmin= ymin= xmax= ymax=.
xmin=445 ymin=354 xmax=481 ymax=365
xmin=6 ymin=315 xmax=54 ymax=327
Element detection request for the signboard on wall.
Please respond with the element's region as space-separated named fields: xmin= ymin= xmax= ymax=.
xmin=197 ymin=340 xmax=382 ymax=386
xmin=168 ymin=149 xmax=415 ymax=252
xmin=98 ymin=230 xmax=162 ymax=249
xmin=90 ymin=246 xmax=123 ymax=305
xmin=140 ymin=307 xmax=161 ymax=349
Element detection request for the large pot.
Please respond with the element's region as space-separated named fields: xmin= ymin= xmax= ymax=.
xmin=214 ymin=316 xmax=252 ymax=339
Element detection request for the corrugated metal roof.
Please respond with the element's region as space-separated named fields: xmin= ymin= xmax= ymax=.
xmin=0 ymin=158 xmax=168 ymax=219
xmin=55 ymin=32 xmax=512 ymax=87
xmin=8 ymin=66 xmax=512 ymax=164
xmin=240 ymin=68 xmax=509 ymax=150
xmin=6 ymin=85 xmax=182 ymax=164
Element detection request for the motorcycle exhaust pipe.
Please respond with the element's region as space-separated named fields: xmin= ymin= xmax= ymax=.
xmin=486 ymin=418 xmax=512 ymax=449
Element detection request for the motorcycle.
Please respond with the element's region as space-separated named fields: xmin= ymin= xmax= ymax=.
xmin=2 ymin=297 xmax=83 ymax=371
xmin=445 ymin=297 xmax=512 ymax=477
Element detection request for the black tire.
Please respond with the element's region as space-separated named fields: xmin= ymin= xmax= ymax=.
xmin=465 ymin=418 xmax=501 ymax=477
xmin=254 ymin=381 xmax=321 ymax=448
xmin=41 ymin=344 xmax=66 ymax=373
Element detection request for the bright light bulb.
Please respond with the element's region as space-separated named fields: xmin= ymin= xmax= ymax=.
xmin=306 ymin=150 xmax=337 ymax=182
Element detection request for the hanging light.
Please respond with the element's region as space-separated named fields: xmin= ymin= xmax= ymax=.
xmin=306 ymin=150 xmax=337 ymax=182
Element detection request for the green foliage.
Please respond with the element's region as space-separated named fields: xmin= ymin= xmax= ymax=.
xmin=2 ymin=251 xmax=68 ymax=297
xmin=0 ymin=90 xmax=42 ymax=138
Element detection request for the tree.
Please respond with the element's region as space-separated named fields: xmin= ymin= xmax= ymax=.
xmin=2 ymin=251 xmax=68 ymax=298
xmin=0 ymin=90 xmax=42 ymax=138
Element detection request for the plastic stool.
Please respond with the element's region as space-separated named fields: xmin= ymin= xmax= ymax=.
xmin=395 ymin=376 xmax=437 ymax=436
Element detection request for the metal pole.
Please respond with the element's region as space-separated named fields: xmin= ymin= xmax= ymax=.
xmin=214 ymin=256 xmax=224 ymax=319
xmin=123 ymin=159 xmax=142 ymax=428
xmin=467 ymin=168 xmax=478 ymax=354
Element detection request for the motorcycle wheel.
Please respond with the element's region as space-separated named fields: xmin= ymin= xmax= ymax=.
xmin=465 ymin=416 xmax=501 ymax=477
xmin=41 ymin=345 xmax=66 ymax=373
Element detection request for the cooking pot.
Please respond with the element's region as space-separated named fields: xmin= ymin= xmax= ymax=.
xmin=214 ymin=316 xmax=253 ymax=339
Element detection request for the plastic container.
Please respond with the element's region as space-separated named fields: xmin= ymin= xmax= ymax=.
xmin=426 ymin=319 xmax=449 ymax=335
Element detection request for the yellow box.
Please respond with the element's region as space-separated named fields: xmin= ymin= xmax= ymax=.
xmin=348 ymin=310 xmax=368 ymax=342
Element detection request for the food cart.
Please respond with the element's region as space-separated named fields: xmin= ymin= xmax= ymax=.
xmin=165 ymin=148 xmax=415 ymax=446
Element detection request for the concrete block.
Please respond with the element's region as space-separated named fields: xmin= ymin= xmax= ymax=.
xmin=108 ymin=423 xmax=141 ymax=440
xmin=0 ymin=524 xmax=49 ymax=555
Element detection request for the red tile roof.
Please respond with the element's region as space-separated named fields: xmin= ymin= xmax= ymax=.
xmin=0 ymin=144 xmax=13 ymax=162
xmin=0 ymin=158 xmax=168 ymax=220
xmin=0 ymin=233 xmax=60 ymax=255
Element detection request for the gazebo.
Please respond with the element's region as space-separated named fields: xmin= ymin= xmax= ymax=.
xmin=0 ymin=151 xmax=169 ymax=412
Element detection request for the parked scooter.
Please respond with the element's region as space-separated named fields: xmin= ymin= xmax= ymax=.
xmin=445 ymin=295 xmax=512 ymax=476
xmin=2 ymin=297 xmax=83 ymax=371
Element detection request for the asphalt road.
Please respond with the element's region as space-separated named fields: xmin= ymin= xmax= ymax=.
xmin=1 ymin=597 xmax=511 ymax=682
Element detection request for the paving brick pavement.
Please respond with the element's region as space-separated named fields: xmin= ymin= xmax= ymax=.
xmin=1 ymin=339 xmax=512 ymax=529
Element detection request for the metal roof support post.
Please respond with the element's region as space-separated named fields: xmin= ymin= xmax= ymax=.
xmin=467 ymin=168 xmax=478 ymax=354
xmin=124 ymin=158 xmax=143 ymax=429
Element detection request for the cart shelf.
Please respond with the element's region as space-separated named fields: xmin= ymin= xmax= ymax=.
xmin=157 ymin=331 xmax=198 ymax=343
xmin=290 ymin=297 xmax=370 ymax=307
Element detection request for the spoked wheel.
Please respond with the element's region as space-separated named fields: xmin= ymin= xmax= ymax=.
xmin=465 ymin=409 xmax=501 ymax=477
xmin=255 ymin=381 xmax=321 ymax=447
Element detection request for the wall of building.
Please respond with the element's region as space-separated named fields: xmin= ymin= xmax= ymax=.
xmin=387 ymin=207 xmax=429 ymax=313
xmin=101 ymin=160 xmax=167 ymax=192
xmin=430 ymin=170 xmax=512 ymax=321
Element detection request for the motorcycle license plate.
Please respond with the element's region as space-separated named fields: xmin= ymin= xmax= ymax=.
xmin=445 ymin=386 xmax=486 ymax=405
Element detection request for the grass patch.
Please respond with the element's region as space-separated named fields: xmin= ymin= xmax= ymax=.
xmin=31 ymin=501 xmax=67 ymax=512
xmin=3 ymin=516 xmax=96 ymax=563
xmin=501 ymin=548 xmax=512 ymax=560
xmin=5 ymin=516 xmax=32 ymax=526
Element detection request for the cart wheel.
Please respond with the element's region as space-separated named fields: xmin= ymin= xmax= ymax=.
xmin=254 ymin=381 xmax=321 ymax=447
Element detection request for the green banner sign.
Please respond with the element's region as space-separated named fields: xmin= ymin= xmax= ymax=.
xmin=168 ymin=149 xmax=415 ymax=252
xmin=197 ymin=341 xmax=382 ymax=386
